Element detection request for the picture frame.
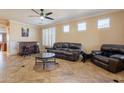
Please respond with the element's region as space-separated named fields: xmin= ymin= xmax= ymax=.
xmin=21 ymin=28 xmax=29 ymax=37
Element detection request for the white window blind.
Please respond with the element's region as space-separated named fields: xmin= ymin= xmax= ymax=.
xmin=97 ymin=18 xmax=110 ymax=29
xmin=0 ymin=34 xmax=2 ymax=42
xmin=42 ymin=27 xmax=56 ymax=47
xmin=78 ymin=22 xmax=87 ymax=31
xmin=63 ymin=25 xmax=69 ymax=32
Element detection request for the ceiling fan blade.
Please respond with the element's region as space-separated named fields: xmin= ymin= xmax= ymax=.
xmin=45 ymin=17 xmax=54 ymax=20
xmin=29 ymin=15 xmax=40 ymax=17
xmin=31 ymin=9 xmax=40 ymax=15
xmin=45 ymin=12 xmax=53 ymax=16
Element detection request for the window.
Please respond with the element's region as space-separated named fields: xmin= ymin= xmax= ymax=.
xmin=78 ymin=22 xmax=87 ymax=31
xmin=97 ymin=18 xmax=110 ymax=29
xmin=63 ymin=25 xmax=69 ymax=32
xmin=0 ymin=34 xmax=2 ymax=42
xmin=42 ymin=27 xmax=56 ymax=47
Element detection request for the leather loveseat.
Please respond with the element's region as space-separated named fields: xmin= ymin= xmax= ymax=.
xmin=91 ymin=44 xmax=124 ymax=73
xmin=47 ymin=42 xmax=82 ymax=61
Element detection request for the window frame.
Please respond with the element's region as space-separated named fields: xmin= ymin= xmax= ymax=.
xmin=97 ymin=18 xmax=111 ymax=29
xmin=63 ymin=24 xmax=70 ymax=33
xmin=42 ymin=27 xmax=56 ymax=47
xmin=77 ymin=22 xmax=87 ymax=32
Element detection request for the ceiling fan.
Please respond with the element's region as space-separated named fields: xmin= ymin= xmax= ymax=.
xmin=30 ymin=9 xmax=54 ymax=20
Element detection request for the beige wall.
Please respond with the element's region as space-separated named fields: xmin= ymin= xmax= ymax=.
xmin=9 ymin=21 xmax=41 ymax=55
xmin=43 ymin=11 xmax=124 ymax=52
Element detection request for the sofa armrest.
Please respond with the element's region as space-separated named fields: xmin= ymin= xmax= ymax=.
xmin=109 ymin=58 xmax=120 ymax=65
xmin=110 ymin=54 xmax=124 ymax=61
xmin=92 ymin=50 xmax=102 ymax=55
xmin=45 ymin=47 xmax=54 ymax=52
xmin=108 ymin=58 xmax=124 ymax=73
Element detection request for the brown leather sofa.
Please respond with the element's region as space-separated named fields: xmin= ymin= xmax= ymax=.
xmin=91 ymin=44 xmax=124 ymax=73
xmin=47 ymin=42 xmax=82 ymax=61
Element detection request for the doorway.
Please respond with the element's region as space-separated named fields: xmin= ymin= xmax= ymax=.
xmin=0 ymin=27 xmax=7 ymax=53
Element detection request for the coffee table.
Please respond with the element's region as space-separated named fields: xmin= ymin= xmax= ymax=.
xmin=35 ymin=53 xmax=57 ymax=69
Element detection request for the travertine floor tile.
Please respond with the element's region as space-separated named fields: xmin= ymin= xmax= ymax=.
xmin=0 ymin=52 xmax=124 ymax=83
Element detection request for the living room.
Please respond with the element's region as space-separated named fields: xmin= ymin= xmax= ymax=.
xmin=0 ymin=0 xmax=124 ymax=92
xmin=0 ymin=9 xmax=124 ymax=83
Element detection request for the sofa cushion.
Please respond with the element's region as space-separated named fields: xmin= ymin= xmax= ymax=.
xmin=120 ymin=48 xmax=124 ymax=54
xmin=48 ymin=49 xmax=73 ymax=55
xmin=62 ymin=43 xmax=69 ymax=48
xmin=63 ymin=51 xmax=73 ymax=55
xmin=102 ymin=51 xmax=113 ymax=57
xmin=69 ymin=43 xmax=81 ymax=49
xmin=68 ymin=49 xmax=80 ymax=54
xmin=94 ymin=55 xmax=110 ymax=64
xmin=101 ymin=45 xmax=112 ymax=51
xmin=53 ymin=43 xmax=62 ymax=48
xmin=101 ymin=44 xmax=124 ymax=54
xmin=110 ymin=54 xmax=124 ymax=61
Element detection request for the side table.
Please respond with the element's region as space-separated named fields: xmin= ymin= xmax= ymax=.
xmin=80 ymin=51 xmax=92 ymax=62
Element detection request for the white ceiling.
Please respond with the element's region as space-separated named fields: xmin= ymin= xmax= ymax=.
xmin=0 ymin=9 xmax=120 ymax=26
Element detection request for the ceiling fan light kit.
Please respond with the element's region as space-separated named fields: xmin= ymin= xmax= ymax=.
xmin=40 ymin=16 xmax=44 ymax=20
